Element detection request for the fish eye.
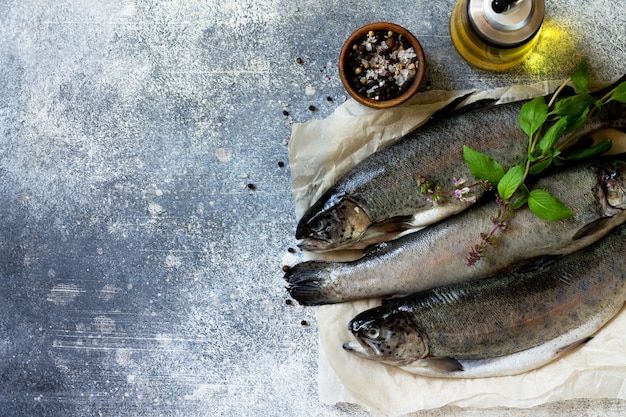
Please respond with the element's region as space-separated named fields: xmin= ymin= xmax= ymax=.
xmin=308 ymin=218 xmax=327 ymax=232
xmin=365 ymin=326 xmax=380 ymax=339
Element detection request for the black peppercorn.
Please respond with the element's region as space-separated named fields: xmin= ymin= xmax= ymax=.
xmin=345 ymin=29 xmax=419 ymax=102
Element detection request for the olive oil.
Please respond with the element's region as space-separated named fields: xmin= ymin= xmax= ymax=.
xmin=450 ymin=0 xmax=544 ymax=71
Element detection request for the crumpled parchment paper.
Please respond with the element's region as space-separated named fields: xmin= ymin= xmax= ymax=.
xmin=287 ymin=81 xmax=626 ymax=415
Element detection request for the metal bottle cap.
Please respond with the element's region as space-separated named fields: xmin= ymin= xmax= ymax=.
xmin=467 ymin=0 xmax=544 ymax=48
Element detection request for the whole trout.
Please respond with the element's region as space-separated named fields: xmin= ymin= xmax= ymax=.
xmin=296 ymin=95 xmax=626 ymax=252
xmin=343 ymin=224 xmax=626 ymax=378
xmin=286 ymin=157 xmax=626 ymax=305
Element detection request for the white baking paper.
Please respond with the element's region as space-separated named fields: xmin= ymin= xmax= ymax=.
xmin=287 ymin=81 xmax=626 ymax=415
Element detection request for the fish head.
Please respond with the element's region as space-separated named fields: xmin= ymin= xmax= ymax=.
xmin=295 ymin=193 xmax=371 ymax=251
xmin=601 ymin=160 xmax=626 ymax=212
xmin=343 ymin=309 xmax=428 ymax=366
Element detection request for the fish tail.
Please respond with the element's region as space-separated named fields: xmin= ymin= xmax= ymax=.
xmin=284 ymin=261 xmax=336 ymax=306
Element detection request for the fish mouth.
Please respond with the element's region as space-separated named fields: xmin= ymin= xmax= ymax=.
xmin=296 ymin=238 xmax=337 ymax=252
xmin=342 ymin=340 xmax=372 ymax=358
xmin=295 ymin=196 xmax=372 ymax=252
xmin=343 ymin=335 xmax=385 ymax=359
xmin=604 ymin=176 xmax=626 ymax=210
xmin=600 ymin=160 xmax=626 ymax=211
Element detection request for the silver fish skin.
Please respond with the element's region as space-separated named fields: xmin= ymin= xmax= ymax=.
xmin=295 ymin=94 xmax=626 ymax=252
xmin=286 ymin=157 xmax=626 ymax=305
xmin=343 ymin=224 xmax=626 ymax=378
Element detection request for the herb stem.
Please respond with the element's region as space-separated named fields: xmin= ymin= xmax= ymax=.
xmin=526 ymin=77 xmax=571 ymax=170
xmin=523 ymin=155 xmax=532 ymax=180
xmin=552 ymin=80 xmax=614 ymax=153
xmin=599 ymin=86 xmax=618 ymax=104
xmin=460 ymin=58 xmax=626 ymax=266
xmin=547 ymin=77 xmax=571 ymax=108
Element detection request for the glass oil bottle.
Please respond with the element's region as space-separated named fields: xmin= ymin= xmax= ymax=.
xmin=450 ymin=0 xmax=544 ymax=71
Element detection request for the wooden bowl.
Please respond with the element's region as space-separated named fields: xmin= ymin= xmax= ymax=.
xmin=339 ymin=22 xmax=426 ymax=109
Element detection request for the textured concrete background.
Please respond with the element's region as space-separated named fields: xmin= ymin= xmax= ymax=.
xmin=1 ymin=0 xmax=625 ymax=416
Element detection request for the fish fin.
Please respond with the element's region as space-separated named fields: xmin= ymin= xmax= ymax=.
xmin=419 ymin=357 xmax=465 ymax=373
xmin=559 ymin=127 xmax=626 ymax=158
xmin=380 ymin=293 xmax=411 ymax=305
xmin=370 ymin=215 xmax=417 ymax=234
xmin=284 ymin=261 xmax=335 ymax=306
xmin=510 ymin=255 xmax=560 ymax=274
xmin=556 ymin=337 xmax=593 ymax=355
xmin=600 ymin=128 xmax=626 ymax=156
xmin=589 ymin=128 xmax=626 ymax=156
xmin=572 ymin=217 xmax=613 ymax=241
xmin=362 ymin=241 xmax=391 ymax=257
xmin=357 ymin=216 xmax=418 ymax=247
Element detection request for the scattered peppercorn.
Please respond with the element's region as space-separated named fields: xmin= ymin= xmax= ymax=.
xmin=247 ymin=183 xmax=256 ymax=190
xmin=287 ymin=247 xmax=296 ymax=253
xmin=282 ymin=110 xmax=289 ymax=116
xmin=326 ymin=96 xmax=333 ymax=102
xmin=308 ymin=105 xmax=317 ymax=111
xmin=301 ymin=320 xmax=308 ymax=326
xmin=285 ymin=299 xmax=293 ymax=305
xmin=277 ymin=161 xmax=285 ymax=168
xmin=296 ymin=57 xmax=303 ymax=64
xmin=282 ymin=265 xmax=290 ymax=272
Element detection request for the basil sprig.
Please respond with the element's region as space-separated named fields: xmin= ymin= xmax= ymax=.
xmin=464 ymin=59 xmax=626 ymax=222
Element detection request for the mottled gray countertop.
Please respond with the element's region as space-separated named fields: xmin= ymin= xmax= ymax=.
xmin=1 ymin=0 xmax=625 ymax=416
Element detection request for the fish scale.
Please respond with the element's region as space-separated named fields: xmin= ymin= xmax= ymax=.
xmin=343 ymin=225 xmax=626 ymax=377
xmin=296 ymin=89 xmax=626 ymax=252
xmin=296 ymin=100 xmax=528 ymax=251
xmin=286 ymin=157 xmax=626 ymax=305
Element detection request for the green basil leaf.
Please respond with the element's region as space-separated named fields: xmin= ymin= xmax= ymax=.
xmin=518 ymin=97 xmax=548 ymax=137
xmin=538 ymin=118 xmax=568 ymax=154
xmin=528 ymin=158 xmax=552 ymax=175
xmin=510 ymin=184 xmax=529 ymax=210
xmin=549 ymin=94 xmax=595 ymax=119
xmin=563 ymin=106 xmax=590 ymax=133
xmin=497 ymin=164 xmax=525 ymax=200
xmin=607 ymin=81 xmax=626 ymax=104
xmin=463 ymin=145 xmax=505 ymax=186
xmin=528 ymin=189 xmax=573 ymax=221
xmin=571 ymin=59 xmax=589 ymax=94
xmin=528 ymin=152 xmax=541 ymax=162
xmin=564 ymin=140 xmax=613 ymax=160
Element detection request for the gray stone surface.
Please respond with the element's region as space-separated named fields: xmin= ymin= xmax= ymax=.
xmin=0 ymin=0 xmax=625 ymax=416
